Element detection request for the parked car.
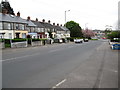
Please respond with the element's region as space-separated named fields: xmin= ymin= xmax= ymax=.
xmin=74 ymin=39 xmax=83 ymax=43
xmin=111 ymin=43 xmax=120 ymax=50
xmin=83 ymin=38 xmax=89 ymax=42
xmin=54 ymin=38 xmax=63 ymax=43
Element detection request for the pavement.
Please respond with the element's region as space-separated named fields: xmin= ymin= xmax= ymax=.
xmin=2 ymin=40 xmax=118 ymax=89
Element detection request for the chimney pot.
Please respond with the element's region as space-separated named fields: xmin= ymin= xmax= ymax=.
xmin=36 ymin=18 xmax=38 ymax=21
xmin=42 ymin=19 xmax=45 ymax=23
xmin=27 ymin=16 xmax=31 ymax=21
xmin=48 ymin=20 xmax=50 ymax=23
xmin=57 ymin=24 xmax=59 ymax=26
xmin=17 ymin=12 xmax=20 ymax=17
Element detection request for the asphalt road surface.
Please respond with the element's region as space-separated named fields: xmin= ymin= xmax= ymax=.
xmin=2 ymin=40 xmax=118 ymax=88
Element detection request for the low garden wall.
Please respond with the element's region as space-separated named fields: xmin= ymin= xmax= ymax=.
xmin=31 ymin=41 xmax=43 ymax=46
xmin=11 ymin=41 xmax=28 ymax=48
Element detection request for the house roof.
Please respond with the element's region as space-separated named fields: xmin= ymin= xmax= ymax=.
xmin=40 ymin=22 xmax=55 ymax=29
xmin=32 ymin=21 xmax=45 ymax=28
xmin=26 ymin=20 xmax=36 ymax=27
xmin=60 ymin=26 xmax=69 ymax=31
xmin=0 ymin=13 xmax=27 ymax=24
xmin=55 ymin=25 xmax=64 ymax=31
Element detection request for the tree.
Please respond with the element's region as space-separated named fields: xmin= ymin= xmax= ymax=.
xmin=82 ymin=28 xmax=95 ymax=39
xmin=66 ymin=21 xmax=83 ymax=38
xmin=107 ymin=31 xmax=120 ymax=39
xmin=1 ymin=0 xmax=15 ymax=15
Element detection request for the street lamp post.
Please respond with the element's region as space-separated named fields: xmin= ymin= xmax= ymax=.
xmin=65 ymin=10 xmax=70 ymax=27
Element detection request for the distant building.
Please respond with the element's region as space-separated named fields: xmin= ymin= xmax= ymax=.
xmin=92 ymin=30 xmax=105 ymax=39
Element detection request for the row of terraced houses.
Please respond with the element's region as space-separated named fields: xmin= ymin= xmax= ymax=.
xmin=0 ymin=9 xmax=70 ymax=40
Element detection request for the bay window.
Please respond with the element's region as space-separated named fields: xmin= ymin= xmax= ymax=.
xmin=0 ymin=22 xmax=2 ymax=30
xmin=3 ymin=22 xmax=11 ymax=30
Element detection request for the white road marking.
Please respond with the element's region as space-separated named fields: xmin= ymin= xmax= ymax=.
xmin=2 ymin=52 xmax=42 ymax=62
xmin=2 ymin=44 xmax=76 ymax=62
xmin=52 ymin=79 xmax=66 ymax=89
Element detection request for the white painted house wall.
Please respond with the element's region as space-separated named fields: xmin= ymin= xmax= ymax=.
xmin=0 ymin=30 xmax=14 ymax=39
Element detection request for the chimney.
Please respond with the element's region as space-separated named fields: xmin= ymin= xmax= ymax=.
xmin=36 ymin=18 xmax=38 ymax=21
xmin=57 ymin=24 xmax=59 ymax=26
xmin=27 ymin=16 xmax=31 ymax=21
xmin=53 ymin=23 xmax=55 ymax=26
xmin=2 ymin=8 xmax=8 ymax=14
xmin=42 ymin=19 xmax=45 ymax=23
xmin=48 ymin=20 xmax=50 ymax=24
xmin=17 ymin=12 xmax=20 ymax=17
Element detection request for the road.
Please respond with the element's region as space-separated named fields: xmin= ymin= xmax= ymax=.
xmin=2 ymin=40 xmax=118 ymax=88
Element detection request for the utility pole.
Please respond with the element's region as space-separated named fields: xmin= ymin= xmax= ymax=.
xmin=65 ymin=10 xmax=70 ymax=27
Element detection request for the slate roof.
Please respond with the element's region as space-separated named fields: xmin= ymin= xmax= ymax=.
xmin=55 ymin=25 xmax=64 ymax=31
xmin=40 ymin=22 xmax=55 ymax=29
xmin=32 ymin=21 xmax=45 ymax=28
xmin=60 ymin=26 xmax=69 ymax=31
xmin=0 ymin=13 xmax=27 ymax=24
xmin=26 ymin=20 xmax=36 ymax=27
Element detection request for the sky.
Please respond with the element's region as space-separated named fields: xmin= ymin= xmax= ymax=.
xmin=6 ymin=0 xmax=120 ymax=30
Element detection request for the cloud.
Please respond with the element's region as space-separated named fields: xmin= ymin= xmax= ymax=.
xmin=8 ymin=0 xmax=119 ymax=30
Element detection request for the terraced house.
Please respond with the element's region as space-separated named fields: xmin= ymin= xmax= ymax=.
xmin=0 ymin=10 xmax=28 ymax=39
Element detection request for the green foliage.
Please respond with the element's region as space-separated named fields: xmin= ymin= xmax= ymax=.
xmin=0 ymin=39 xmax=4 ymax=42
xmin=89 ymin=39 xmax=98 ymax=40
xmin=107 ymin=31 xmax=120 ymax=39
xmin=12 ymin=39 xmax=27 ymax=42
xmin=104 ymin=30 xmax=112 ymax=34
xmin=1 ymin=1 xmax=15 ymax=15
xmin=110 ymin=39 xmax=120 ymax=42
xmin=5 ymin=43 xmax=11 ymax=48
xmin=66 ymin=21 xmax=83 ymax=38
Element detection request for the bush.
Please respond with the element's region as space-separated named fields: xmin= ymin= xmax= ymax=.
xmin=5 ymin=43 xmax=11 ymax=48
xmin=0 ymin=39 xmax=4 ymax=42
xmin=12 ymin=39 xmax=27 ymax=42
xmin=89 ymin=39 xmax=98 ymax=40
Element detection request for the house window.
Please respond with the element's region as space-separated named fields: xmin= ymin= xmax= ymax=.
xmin=26 ymin=27 xmax=30 ymax=32
xmin=19 ymin=24 xmax=25 ymax=30
xmin=0 ymin=22 xmax=2 ymax=29
xmin=41 ymin=28 xmax=44 ymax=32
xmin=3 ymin=22 xmax=11 ymax=30
xmin=31 ymin=27 xmax=35 ymax=32
xmin=11 ymin=23 xmax=14 ymax=30
xmin=9 ymin=33 xmax=12 ymax=39
xmin=22 ymin=33 xmax=26 ymax=38
xmin=16 ymin=24 xmax=19 ymax=30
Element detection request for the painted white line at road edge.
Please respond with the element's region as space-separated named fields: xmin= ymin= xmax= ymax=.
xmin=52 ymin=79 xmax=66 ymax=89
